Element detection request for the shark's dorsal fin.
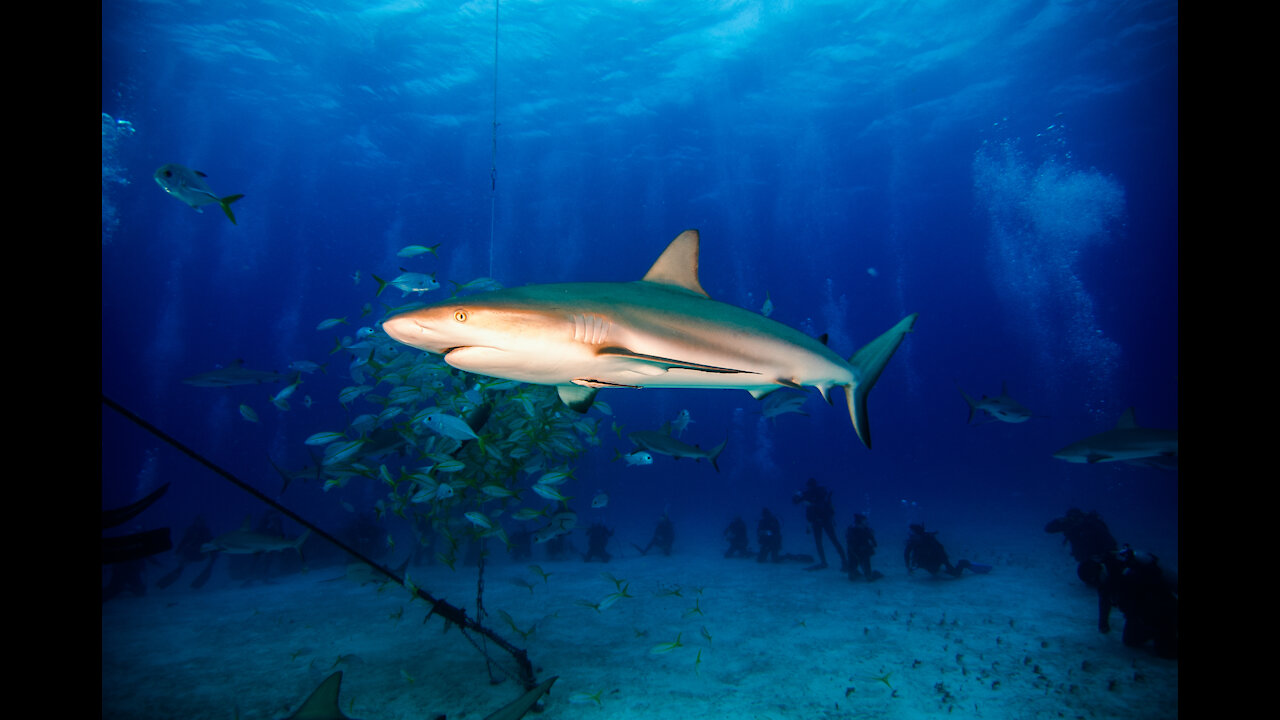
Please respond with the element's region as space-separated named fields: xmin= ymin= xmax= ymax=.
xmin=641 ymin=230 xmax=709 ymax=298
xmin=1114 ymin=407 xmax=1138 ymax=430
xmin=287 ymin=671 xmax=351 ymax=720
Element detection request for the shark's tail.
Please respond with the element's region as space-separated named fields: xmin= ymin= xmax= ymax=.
xmin=293 ymin=528 xmax=312 ymax=563
xmin=219 ymin=194 xmax=245 ymax=225
xmin=844 ymin=313 xmax=918 ymax=449
xmin=708 ymin=438 xmax=727 ymax=473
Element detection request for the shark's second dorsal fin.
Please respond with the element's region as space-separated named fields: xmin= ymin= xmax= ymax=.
xmin=642 ymin=229 xmax=709 ymax=298
xmin=1115 ymin=407 xmax=1138 ymax=430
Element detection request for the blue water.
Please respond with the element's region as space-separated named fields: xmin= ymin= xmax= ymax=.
xmin=102 ymin=0 xmax=1177 ymax=613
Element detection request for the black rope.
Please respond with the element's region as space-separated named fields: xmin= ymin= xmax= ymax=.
xmin=101 ymin=393 xmax=538 ymax=690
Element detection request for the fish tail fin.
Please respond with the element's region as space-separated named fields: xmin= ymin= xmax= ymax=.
xmin=372 ymin=274 xmax=390 ymax=297
xmin=845 ymin=313 xmax=918 ymax=449
xmin=219 ymin=194 xmax=245 ymax=225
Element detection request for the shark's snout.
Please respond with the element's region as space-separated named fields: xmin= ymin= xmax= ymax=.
xmin=381 ymin=315 xmax=429 ymax=348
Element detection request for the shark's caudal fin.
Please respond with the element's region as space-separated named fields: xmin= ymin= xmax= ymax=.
xmin=219 ymin=193 xmax=245 ymax=225
xmin=845 ymin=314 xmax=918 ymax=449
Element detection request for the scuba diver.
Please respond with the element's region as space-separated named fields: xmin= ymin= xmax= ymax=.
xmin=1044 ymin=507 xmax=1118 ymax=585
xmin=845 ymin=513 xmax=882 ymax=581
xmin=757 ymin=508 xmax=782 ymax=563
xmin=904 ymin=523 xmax=991 ymax=578
xmin=583 ymin=523 xmax=614 ymax=563
xmin=1081 ymin=545 xmax=1178 ymax=659
xmin=634 ymin=511 xmax=675 ymax=556
xmin=723 ymin=516 xmax=752 ymax=558
xmin=793 ymin=478 xmax=847 ymax=571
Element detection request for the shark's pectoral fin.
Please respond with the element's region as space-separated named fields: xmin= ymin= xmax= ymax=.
xmin=557 ymin=385 xmax=599 ymax=413
xmin=595 ymin=347 xmax=754 ymax=376
xmin=1086 ymin=453 xmax=1112 ymax=464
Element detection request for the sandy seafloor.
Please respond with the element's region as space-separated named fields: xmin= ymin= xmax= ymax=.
xmin=103 ymin=522 xmax=1178 ymax=719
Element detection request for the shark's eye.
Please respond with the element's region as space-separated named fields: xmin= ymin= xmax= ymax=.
xmin=453 ymin=309 xmax=468 ymax=323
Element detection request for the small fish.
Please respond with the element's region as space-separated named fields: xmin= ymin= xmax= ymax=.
xmin=420 ymin=412 xmax=480 ymax=441
xmin=669 ymin=409 xmax=693 ymax=437
xmin=867 ymin=267 xmax=879 ymax=277
xmin=513 ymin=507 xmax=547 ymax=521
xmin=760 ymin=292 xmax=774 ymax=317
xmin=451 ymin=277 xmax=504 ymax=295
xmin=322 ymin=438 xmax=366 ymax=466
xmin=531 ymin=484 xmax=570 ymax=503
xmin=351 ymin=270 xmax=361 ymax=285
xmin=288 ymin=360 xmax=324 ymax=375
xmin=651 ymin=632 xmax=684 ymax=654
xmin=533 ymin=525 xmax=562 ymax=543
xmin=154 ymin=164 xmax=245 ymax=224
xmin=304 ymin=431 xmax=347 ymax=446
xmin=239 ymin=404 xmax=259 ymax=422
xmin=464 ymin=511 xmax=492 ymax=530
xmin=592 ymin=492 xmax=609 ymax=509
xmin=569 ymin=691 xmax=603 ymax=707
xmin=375 ymin=271 xmax=440 ymax=297
xmin=397 ymin=244 xmax=440 ymax=258
xmin=434 ymin=483 xmax=455 ymax=501
xmin=761 ymin=390 xmax=809 ymax=420
xmin=270 ymin=376 xmax=303 ymax=409
xmin=432 ymin=458 xmax=466 ymax=473
xmin=620 ymin=450 xmax=653 ymax=466
xmin=316 ymin=317 xmax=348 ymax=331
xmin=480 ymin=484 xmax=518 ymax=499
xmin=537 ymin=469 xmax=573 ymax=486
xmin=528 ymin=565 xmax=552 ymax=583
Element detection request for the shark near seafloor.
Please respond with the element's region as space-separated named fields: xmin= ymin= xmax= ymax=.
xmin=382 ymin=229 xmax=917 ymax=449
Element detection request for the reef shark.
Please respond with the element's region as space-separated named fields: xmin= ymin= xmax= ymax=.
xmin=382 ymin=230 xmax=917 ymax=448
xmin=628 ymin=428 xmax=727 ymax=472
xmin=1052 ymin=407 xmax=1178 ymax=467
xmin=956 ymin=381 xmax=1035 ymax=424
xmin=202 ymin=525 xmax=311 ymax=556
xmin=278 ymin=671 xmax=557 ymax=720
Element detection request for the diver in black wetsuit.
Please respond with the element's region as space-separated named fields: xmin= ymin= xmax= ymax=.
xmin=904 ymin=523 xmax=990 ymax=577
xmin=635 ymin=512 xmax=675 ymax=556
xmin=583 ymin=523 xmax=613 ymax=563
xmin=1044 ymin=508 xmax=1118 ymax=586
xmin=723 ymin=516 xmax=752 ymax=558
xmin=757 ymin=508 xmax=782 ymax=563
xmin=793 ymin=478 xmax=847 ymax=571
xmin=845 ymin=513 xmax=882 ymax=581
xmin=1081 ymin=545 xmax=1178 ymax=659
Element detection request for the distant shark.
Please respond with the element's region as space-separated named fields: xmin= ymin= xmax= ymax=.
xmin=956 ymin=381 xmax=1036 ymax=424
xmin=202 ymin=525 xmax=311 ymax=556
xmin=278 ymin=671 xmax=558 ymax=720
xmin=628 ymin=428 xmax=727 ymax=472
xmin=183 ymin=360 xmax=292 ymax=388
xmin=382 ymin=230 xmax=917 ymax=448
xmin=1052 ymin=407 xmax=1178 ymax=467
